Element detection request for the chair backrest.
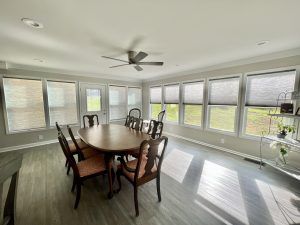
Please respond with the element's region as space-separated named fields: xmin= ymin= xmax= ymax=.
xmin=157 ymin=110 xmax=165 ymax=122
xmin=125 ymin=115 xmax=134 ymax=127
xmin=134 ymin=136 xmax=168 ymax=182
xmin=147 ymin=120 xmax=163 ymax=139
xmin=67 ymin=125 xmax=84 ymax=159
xmin=55 ymin=122 xmax=62 ymax=132
xmin=83 ymin=114 xmax=99 ymax=128
xmin=57 ymin=131 xmax=80 ymax=176
xmin=129 ymin=108 xmax=141 ymax=119
xmin=131 ymin=117 xmax=143 ymax=131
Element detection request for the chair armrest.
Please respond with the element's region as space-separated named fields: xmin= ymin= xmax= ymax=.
xmin=117 ymin=156 xmax=136 ymax=173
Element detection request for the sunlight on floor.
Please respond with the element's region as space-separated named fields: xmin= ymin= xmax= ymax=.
xmin=161 ymin=148 xmax=193 ymax=183
xmin=197 ymin=160 xmax=249 ymax=225
xmin=194 ymin=200 xmax=233 ymax=225
xmin=255 ymin=179 xmax=300 ymax=225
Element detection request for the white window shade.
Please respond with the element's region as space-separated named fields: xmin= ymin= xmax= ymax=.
xmin=183 ymin=82 xmax=204 ymax=104
xmin=47 ymin=81 xmax=78 ymax=126
xmin=128 ymin=87 xmax=142 ymax=110
xmin=246 ymin=70 xmax=296 ymax=107
xmin=150 ymin=86 xmax=162 ymax=103
xmin=3 ymin=78 xmax=46 ymax=132
xmin=164 ymin=84 xmax=179 ymax=104
xmin=109 ymin=85 xmax=127 ymax=120
xmin=209 ymin=77 xmax=239 ymax=105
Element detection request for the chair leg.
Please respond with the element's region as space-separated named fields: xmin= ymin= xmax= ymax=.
xmin=71 ymin=176 xmax=76 ymax=192
xmin=134 ymin=186 xmax=139 ymax=217
xmin=157 ymin=175 xmax=161 ymax=202
xmin=111 ymin=168 xmax=115 ymax=185
xmin=67 ymin=165 xmax=71 ymax=175
xmin=65 ymin=159 xmax=68 ymax=167
xmin=74 ymin=182 xmax=81 ymax=209
xmin=115 ymin=170 xmax=122 ymax=193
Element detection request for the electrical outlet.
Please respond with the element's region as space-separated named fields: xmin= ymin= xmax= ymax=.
xmin=220 ymin=138 xmax=225 ymax=144
xmin=38 ymin=135 xmax=44 ymax=140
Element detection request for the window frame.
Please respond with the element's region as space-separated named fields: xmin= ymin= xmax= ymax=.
xmin=149 ymin=85 xmax=163 ymax=120
xmin=182 ymin=79 xmax=205 ymax=128
xmin=205 ymin=74 xmax=242 ymax=136
xmin=45 ymin=78 xmax=80 ymax=128
xmin=240 ymin=66 xmax=300 ymax=140
xmin=163 ymin=82 xmax=180 ymax=124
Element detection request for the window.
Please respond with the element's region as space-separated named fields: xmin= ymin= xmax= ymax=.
xmin=109 ymin=85 xmax=127 ymax=120
xmin=164 ymin=84 xmax=179 ymax=123
xmin=47 ymin=81 xmax=78 ymax=126
xmin=128 ymin=87 xmax=142 ymax=111
xmin=244 ymin=70 xmax=296 ymax=136
xmin=3 ymin=77 xmax=46 ymax=132
xmin=183 ymin=81 xmax=204 ymax=126
xmin=150 ymin=86 xmax=162 ymax=119
xmin=86 ymin=89 xmax=101 ymax=112
xmin=208 ymin=77 xmax=240 ymax=132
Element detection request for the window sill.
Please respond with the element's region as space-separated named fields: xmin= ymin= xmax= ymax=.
xmin=204 ymin=127 xmax=238 ymax=137
xmin=180 ymin=124 xmax=203 ymax=130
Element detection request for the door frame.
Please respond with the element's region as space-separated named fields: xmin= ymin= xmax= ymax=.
xmin=79 ymin=82 xmax=109 ymax=126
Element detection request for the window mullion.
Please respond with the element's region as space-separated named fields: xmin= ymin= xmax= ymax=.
xmin=43 ymin=79 xmax=50 ymax=128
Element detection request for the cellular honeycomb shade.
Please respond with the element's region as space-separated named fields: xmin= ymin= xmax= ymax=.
xmin=183 ymin=82 xmax=204 ymax=104
xmin=128 ymin=87 xmax=142 ymax=110
xmin=3 ymin=78 xmax=46 ymax=132
xmin=246 ymin=70 xmax=296 ymax=107
xmin=47 ymin=81 xmax=78 ymax=126
xmin=150 ymin=86 xmax=162 ymax=103
xmin=164 ymin=84 xmax=179 ymax=104
xmin=109 ymin=85 xmax=127 ymax=120
xmin=209 ymin=77 xmax=239 ymax=105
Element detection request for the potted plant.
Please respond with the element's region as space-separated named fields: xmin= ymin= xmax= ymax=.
xmin=270 ymin=141 xmax=290 ymax=164
xmin=277 ymin=122 xmax=295 ymax=139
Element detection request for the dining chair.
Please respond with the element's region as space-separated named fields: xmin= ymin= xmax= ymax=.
xmin=115 ymin=136 xmax=168 ymax=216
xmin=83 ymin=114 xmax=99 ymax=128
xmin=125 ymin=115 xmax=134 ymax=127
xmin=147 ymin=120 xmax=164 ymax=139
xmin=157 ymin=110 xmax=165 ymax=122
xmin=129 ymin=108 xmax=141 ymax=119
xmin=58 ymin=131 xmax=112 ymax=209
xmin=131 ymin=117 xmax=143 ymax=131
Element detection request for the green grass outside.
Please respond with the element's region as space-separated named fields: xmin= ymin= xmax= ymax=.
xmin=166 ymin=104 xmax=179 ymax=122
xmin=209 ymin=106 xmax=236 ymax=132
xmin=184 ymin=105 xmax=202 ymax=126
xmin=87 ymin=97 xmax=101 ymax=111
xmin=151 ymin=104 xmax=162 ymax=119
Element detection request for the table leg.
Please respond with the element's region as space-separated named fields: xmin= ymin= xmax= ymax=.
xmin=104 ymin=153 xmax=114 ymax=199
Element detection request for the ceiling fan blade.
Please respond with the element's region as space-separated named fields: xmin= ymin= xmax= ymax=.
xmin=133 ymin=51 xmax=148 ymax=62
xmin=102 ymin=56 xmax=129 ymax=63
xmin=109 ymin=64 xmax=130 ymax=68
xmin=137 ymin=62 xmax=164 ymax=66
xmin=134 ymin=65 xmax=143 ymax=71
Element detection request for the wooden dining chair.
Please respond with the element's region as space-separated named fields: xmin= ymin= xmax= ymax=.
xmin=157 ymin=110 xmax=165 ymax=122
xmin=58 ymin=131 xmax=112 ymax=209
xmin=129 ymin=108 xmax=141 ymax=119
xmin=125 ymin=115 xmax=134 ymax=127
xmin=83 ymin=114 xmax=99 ymax=128
xmin=131 ymin=117 xmax=143 ymax=131
xmin=115 ymin=136 xmax=168 ymax=216
xmin=147 ymin=120 xmax=164 ymax=139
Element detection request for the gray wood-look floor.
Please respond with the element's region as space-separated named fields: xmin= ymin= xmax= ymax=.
xmin=1 ymin=137 xmax=300 ymax=225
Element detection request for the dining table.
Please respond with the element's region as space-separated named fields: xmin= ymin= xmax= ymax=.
xmin=77 ymin=124 xmax=150 ymax=198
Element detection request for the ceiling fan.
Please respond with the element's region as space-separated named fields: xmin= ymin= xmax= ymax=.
xmin=102 ymin=51 xmax=164 ymax=71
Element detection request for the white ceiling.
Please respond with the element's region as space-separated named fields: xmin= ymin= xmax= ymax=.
xmin=1 ymin=0 xmax=300 ymax=81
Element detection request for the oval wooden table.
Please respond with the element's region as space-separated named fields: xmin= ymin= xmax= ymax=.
xmin=78 ymin=124 xmax=150 ymax=198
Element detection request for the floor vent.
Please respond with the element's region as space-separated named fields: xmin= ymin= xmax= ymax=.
xmin=244 ymin=157 xmax=265 ymax=166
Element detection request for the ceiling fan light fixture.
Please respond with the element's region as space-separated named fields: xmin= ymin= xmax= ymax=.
xmin=21 ymin=18 xmax=44 ymax=29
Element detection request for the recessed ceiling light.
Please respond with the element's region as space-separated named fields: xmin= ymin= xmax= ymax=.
xmin=257 ymin=40 xmax=270 ymax=46
xmin=33 ymin=58 xmax=44 ymax=63
xmin=21 ymin=18 xmax=43 ymax=29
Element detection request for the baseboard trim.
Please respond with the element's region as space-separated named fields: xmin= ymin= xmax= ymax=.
xmin=0 ymin=136 xmax=77 ymax=153
xmin=163 ymin=132 xmax=261 ymax=161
